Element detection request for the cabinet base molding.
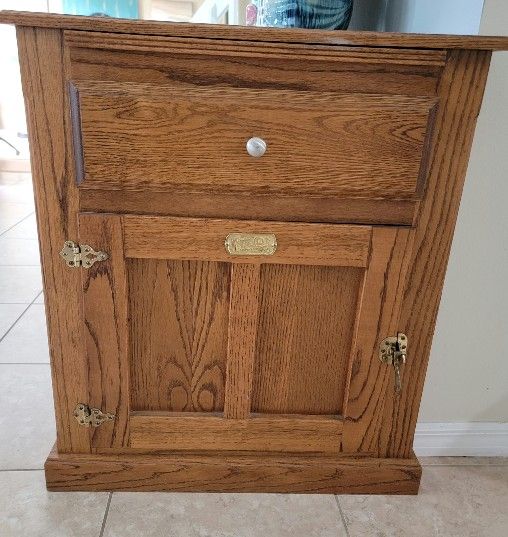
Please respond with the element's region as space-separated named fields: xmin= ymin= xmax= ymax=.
xmin=44 ymin=447 xmax=421 ymax=494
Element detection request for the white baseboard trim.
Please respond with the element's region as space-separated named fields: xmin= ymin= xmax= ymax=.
xmin=414 ymin=422 xmax=508 ymax=457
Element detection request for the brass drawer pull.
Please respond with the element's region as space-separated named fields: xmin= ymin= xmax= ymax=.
xmin=225 ymin=233 xmax=277 ymax=256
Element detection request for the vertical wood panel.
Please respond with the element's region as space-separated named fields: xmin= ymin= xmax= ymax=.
xmin=252 ymin=264 xmax=362 ymax=415
xmin=79 ymin=214 xmax=129 ymax=448
xmin=224 ymin=264 xmax=261 ymax=419
xmin=342 ymin=227 xmax=414 ymax=454
xmin=128 ymin=259 xmax=230 ymax=412
xmin=381 ymin=50 xmax=493 ymax=458
xmin=16 ymin=27 xmax=90 ymax=453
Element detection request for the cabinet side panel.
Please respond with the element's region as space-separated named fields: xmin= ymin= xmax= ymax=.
xmin=382 ymin=50 xmax=492 ymax=458
xmin=16 ymin=27 xmax=90 ymax=453
xmin=128 ymin=259 xmax=230 ymax=413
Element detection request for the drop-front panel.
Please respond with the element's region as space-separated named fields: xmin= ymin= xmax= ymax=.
xmin=3 ymin=10 xmax=507 ymax=493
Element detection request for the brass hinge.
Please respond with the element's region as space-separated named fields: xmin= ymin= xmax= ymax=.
xmin=379 ymin=333 xmax=408 ymax=394
xmin=73 ymin=403 xmax=115 ymax=428
xmin=60 ymin=241 xmax=108 ymax=268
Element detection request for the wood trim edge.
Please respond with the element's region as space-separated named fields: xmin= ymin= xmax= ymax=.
xmin=45 ymin=447 xmax=422 ymax=494
xmin=68 ymin=82 xmax=85 ymax=185
xmin=2 ymin=11 xmax=508 ymax=50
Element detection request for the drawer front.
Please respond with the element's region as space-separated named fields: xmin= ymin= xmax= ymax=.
xmin=67 ymin=31 xmax=443 ymax=223
xmin=74 ymin=83 xmax=436 ymax=201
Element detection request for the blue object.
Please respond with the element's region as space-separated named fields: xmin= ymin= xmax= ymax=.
xmin=256 ymin=0 xmax=353 ymax=30
xmin=255 ymin=0 xmax=353 ymax=30
xmin=62 ymin=0 xmax=139 ymax=19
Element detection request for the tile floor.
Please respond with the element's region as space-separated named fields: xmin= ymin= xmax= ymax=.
xmin=1 ymin=172 xmax=507 ymax=537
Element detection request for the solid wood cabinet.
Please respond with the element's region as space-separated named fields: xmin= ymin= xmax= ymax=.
xmin=80 ymin=213 xmax=410 ymax=456
xmin=2 ymin=10 xmax=507 ymax=494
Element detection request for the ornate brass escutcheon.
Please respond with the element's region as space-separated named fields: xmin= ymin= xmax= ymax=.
xmin=379 ymin=333 xmax=408 ymax=394
xmin=73 ymin=403 xmax=115 ymax=427
xmin=225 ymin=233 xmax=277 ymax=256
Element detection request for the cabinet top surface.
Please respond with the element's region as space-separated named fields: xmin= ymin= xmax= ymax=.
xmin=1 ymin=10 xmax=508 ymax=51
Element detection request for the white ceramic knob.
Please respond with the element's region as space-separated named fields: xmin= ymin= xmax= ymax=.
xmin=246 ymin=137 xmax=267 ymax=158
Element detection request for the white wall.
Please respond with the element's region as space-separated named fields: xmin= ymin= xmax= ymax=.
xmin=384 ymin=0 xmax=484 ymax=34
xmin=418 ymin=0 xmax=508 ymax=423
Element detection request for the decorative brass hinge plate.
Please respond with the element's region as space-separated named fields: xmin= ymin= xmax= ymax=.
xmin=379 ymin=333 xmax=408 ymax=394
xmin=225 ymin=233 xmax=277 ymax=256
xmin=73 ymin=403 xmax=115 ymax=428
xmin=60 ymin=241 xmax=108 ymax=268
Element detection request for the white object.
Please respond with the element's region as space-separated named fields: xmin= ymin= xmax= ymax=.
xmin=246 ymin=137 xmax=267 ymax=157
xmin=414 ymin=422 xmax=508 ymax=457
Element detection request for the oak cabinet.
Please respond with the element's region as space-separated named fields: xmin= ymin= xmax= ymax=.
xmin=2 ymin=10 xmax=507 ymax=494
xmin=80 ymin=213 xmax=410 ymax=456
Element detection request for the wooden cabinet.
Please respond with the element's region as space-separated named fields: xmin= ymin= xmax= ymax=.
xmin=3 ymin=10 xmax=507 ymax=494
xmin=80 ymin=213 xmax=410 ymax=456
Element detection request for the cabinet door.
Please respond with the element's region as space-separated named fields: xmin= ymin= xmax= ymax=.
xmin=78 ymin=213 xmax=412 ymax=454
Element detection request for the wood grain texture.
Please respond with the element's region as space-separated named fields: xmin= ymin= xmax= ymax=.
xmin=123 ymin=216 xmax=371 ymax=267
xmin=342 ymin=227 xmax=414 ymax=455
xmin=45 ymin=447 xmax=422 ymax=494
xmin=3 ymin=11 xmax=508 ymax=50
xmin=65 ymin=31 xmax=446 ymax=66
xmin=76 ymin=83 xmax=436 ymax=199
xmin=252 ymin=264 xmax=363 ymax=415
xmin=12 ymin=14 xmax=503 ymax=495
xmin=16 ymin=27 xmax=90 ymax=453
xmin=129 ymin=413 xmax=342 ymax=453
xmin=68 ymin=42 xmax=441 ymax=98
xmin=224 ymin=264 xmax=260 ymax=419
xmin=128 ymin=259 xmax=230 ymax=412
xmin=80 ymin=189 xmax=417 ymax=226
xmin=79 ymin=214 xmax=130 ymax=448
xmin=380 ymin=51 xmax=494 ymax=458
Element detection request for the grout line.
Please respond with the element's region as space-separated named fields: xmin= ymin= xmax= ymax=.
xmin=0 ymin=301 xmax=43 ymax=304
xmin=0 ymin=211 xmax=35 ymax=238
xmin=421 ymin=462 xmax=508 ymax=467
xmin=0 ymin=291 xmax=42 ymax=344
xmin=0 ymin=363 xmax=50 ymax=365
xmin=0 ymin=468 xmax=44 ymax=472
xmin=334 ymin=495 xmax=351 ymax=537
xmin=99 ymin=492 xmax=113 ymax=537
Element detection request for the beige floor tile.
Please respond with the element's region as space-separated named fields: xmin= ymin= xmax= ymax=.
xmin=0 ymin=471 xmax=108 ymax=537
xmin=0 ymin=305 xmax=49 ymax=363
xmin=0 ymin=303 xmax=26 ymax=339
xmin=103 ymin=493 xmax=346 ymax=537
xmin=0 ymin=205 xmax=34 ymax=235
xmin=0 ymin=172 xmax=34 ymax=206
xmin=3 ymin=213 xmax=38 ymax=239
xmin=0 ymin=364 xmax=55 ymax=469
xmin=34 ymin=292 xmax=44 ymax=304
xmin=339 ymin=465 xmax=508 ymax=537
xmin=0 ymin=237 xmax=40 ymax=265
xmin=0 ymin=266 xmax=42 ymax=303
xmin=420 ymin=456 xmax=508 ymax=466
